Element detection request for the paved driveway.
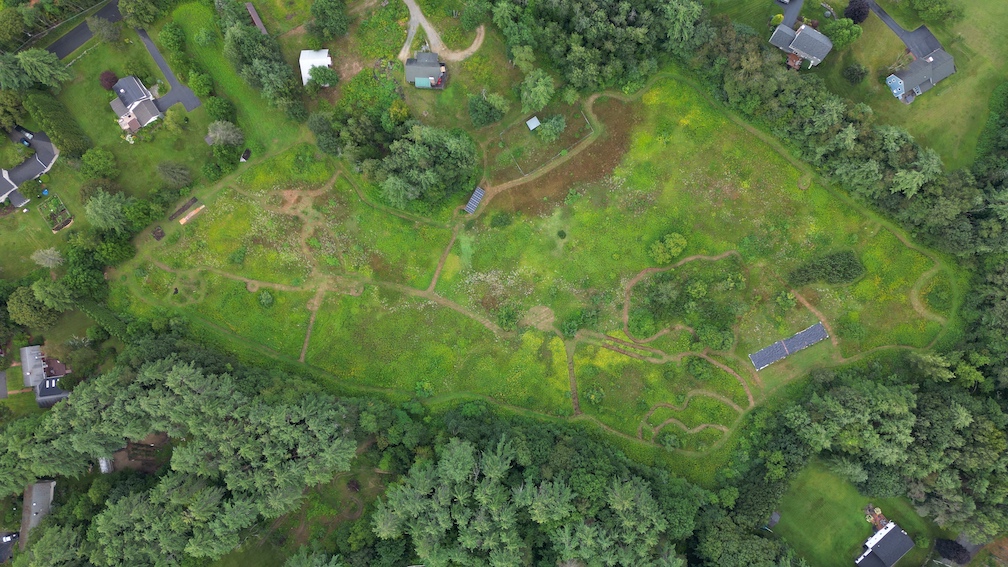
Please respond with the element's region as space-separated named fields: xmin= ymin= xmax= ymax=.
xmin=868 ymin=0 xmax=942 ymax=57
xmin=135 ymin=29 xmax=202 ymax=112
xmin=777 ymin=0 xmax=805 ymax=27
xmin=47 ymin=0 xmax=122 ymax=59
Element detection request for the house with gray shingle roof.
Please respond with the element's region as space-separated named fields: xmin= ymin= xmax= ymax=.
xmin=769 ymin=24 xmax=833 ymax=68
xmin=109 ymin=76 xmax=162 ymax=133
xmin=886 ymin=49 xmax=955 ymax=103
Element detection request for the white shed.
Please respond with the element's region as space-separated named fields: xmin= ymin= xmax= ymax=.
xmin=526 ymin=116 xmax=541 ymax=131
xmin=299 ymin=49 xmax=333 ymax=86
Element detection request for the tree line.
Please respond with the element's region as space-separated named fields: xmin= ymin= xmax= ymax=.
xmin=3 ymin=345 xmax=357 ymax=565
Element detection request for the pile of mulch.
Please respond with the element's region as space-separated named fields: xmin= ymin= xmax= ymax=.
xmin=168 ymin=197 xmax=198 ymax=221
xmin=152 ymin=226 xmax=165 ymax=241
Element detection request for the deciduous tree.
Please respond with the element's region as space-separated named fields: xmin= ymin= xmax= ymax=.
xmin=86 ymin=16 xmax=120 ymax=43
xmin=207 ymin=120 xmax=244 ymax=146
xmin=7 ymin=286 xmax=59 ymax=329
xmin=520 ymin=69 xmax=554 ymax=113
xmin=31 ymin=247 xmax=64 ymax=268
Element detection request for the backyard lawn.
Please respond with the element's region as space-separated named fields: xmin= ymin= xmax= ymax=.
xmin=776 ymin=461 xmax=949 ymax=566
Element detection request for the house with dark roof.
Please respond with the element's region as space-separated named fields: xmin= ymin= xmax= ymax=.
xmin=886 ymin=49 xmax=955 ymax=103
xmin=19 ymin=346 xmax=70 ymax=408
xmin=769 ymin=24 xmax=833 ymax=68
xmin=405 ymin=52 xmax=446 ymax=89
xmin=109 ymin=76 xmax=162 ymax=133
xmin=855 ymin=521 xmax=915 ymax=567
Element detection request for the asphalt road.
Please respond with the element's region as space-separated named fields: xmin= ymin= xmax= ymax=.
xmin=46 ymin=0 xmax=122 ymax=59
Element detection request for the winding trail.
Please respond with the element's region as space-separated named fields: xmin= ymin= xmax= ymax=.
xmin=134 ymin=70 xmax=958 ymax=460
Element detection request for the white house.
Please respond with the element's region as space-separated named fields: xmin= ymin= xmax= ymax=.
xmin=299 ymin=49 xmax=333 ymax=86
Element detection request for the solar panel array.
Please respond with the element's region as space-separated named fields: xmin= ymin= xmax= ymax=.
xmin=464 ymin=187 xmax=485 ymax=214
xmin=748 ymin=322 xmax=829 ymax=371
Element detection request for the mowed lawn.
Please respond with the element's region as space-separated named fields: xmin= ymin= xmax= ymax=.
xmin=57 ymin=31 xmax=213 ymax=199
xmin=710 ymin=0 xmax=1008 ymax=169
xmin=776 ymin=462 xmax=945 ymax=567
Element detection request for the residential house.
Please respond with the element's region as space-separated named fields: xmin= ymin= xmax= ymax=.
xmin=405 ymin=52 xmax=446 ymax=89
xmin=109 ymin=76 xmax=162 ymax=133
xmin=299 ymin=49 xmax=333 ymax=86
xmin=19 ymin=346 xmax=70 ymax=408
xmin=856 ymin=519 xmax=915 ymax=567
xmin=769 ymin=24 xmax=833 ymax=68
xmin=886 ymin=49 xmax=956 ymax=103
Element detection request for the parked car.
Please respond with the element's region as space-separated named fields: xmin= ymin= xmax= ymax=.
xmin=19 ymin=138 xmax=30 ymax=147
xmin=14 ymin=125 xmax=33 ymax=139
xmin=1 ymin=532 xmax=18 ymax=543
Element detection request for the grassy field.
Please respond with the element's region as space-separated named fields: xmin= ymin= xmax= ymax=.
xmin=109 ymin=72 xmax=959 ymax=487
xmin=776 ymin=461 xmax=949 ymax=566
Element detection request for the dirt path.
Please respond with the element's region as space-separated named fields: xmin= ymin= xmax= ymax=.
xmin=565 ymin=340 xmax=581 ymax=415
xmin=396 ymin=0 xmax=485 ymax=63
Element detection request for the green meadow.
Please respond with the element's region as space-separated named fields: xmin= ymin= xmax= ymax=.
xmin=111 ymin=74 xmax=958 ymax=479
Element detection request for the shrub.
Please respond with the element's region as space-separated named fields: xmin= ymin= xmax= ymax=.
xmin=80 ymin=148 xmax=118 ymax=179
xmin=775 ymin=291 xmax=796 ymax=310
xmin=80 ymin=178 xmax=122 ymax=203
xmin=843 ymin=63 xmax=868 ymax=85
xmin=159 ymin=21 xmax=185 ymax=53
xmin=788 ymin=250 xmax=865 ymax=285
xmin=489 ymin=212 xmax=512 ymax=228
xmin=99 ymin=70 xmax=118 ymax=90
xmin=770 ymin=13 xmax=784 ymax=26
xmin=204 ymin=96 xmax=236 ymax=122
xmin=258 ymin=289 xmax=274 ymax=308
xmin=195 ymin=27 xmax=215 ymax=46
xmin=188 ymin=72 xmax=213 ymax=97
xmin=648 ymin=233 xmax=687 ymax=265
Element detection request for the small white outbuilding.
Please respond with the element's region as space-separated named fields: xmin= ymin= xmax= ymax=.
xmin=526 ymin=116 xmax=541 ymax=131
xmin=299 ymin=49 xmax=333 ymax=86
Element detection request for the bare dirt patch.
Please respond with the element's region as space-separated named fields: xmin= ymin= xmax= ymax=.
xmin=492 ymin=97 xmax=638 ymax=216
xmin=522 ymin=305 xmax=556 ymax=332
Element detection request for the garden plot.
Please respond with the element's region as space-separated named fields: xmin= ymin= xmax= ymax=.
xmin=487 ymin=102 xmax=594 ymax=184
xmin=37 ymin=194 xmax=73 ymax=232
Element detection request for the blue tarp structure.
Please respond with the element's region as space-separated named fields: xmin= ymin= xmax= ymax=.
xmin=749 ymin=322 xmax=829 ymax=371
